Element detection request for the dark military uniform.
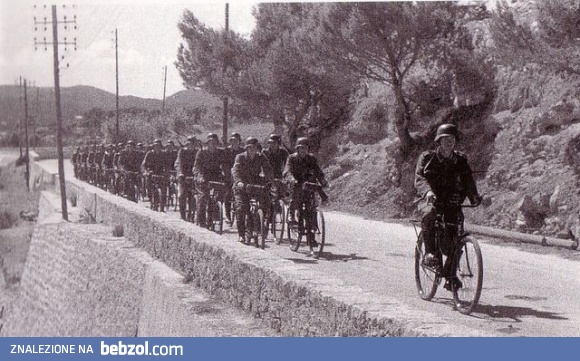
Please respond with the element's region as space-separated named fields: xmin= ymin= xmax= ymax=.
xmin=283 ymin=152 xmax=327 ymax=217
xmin=262 ymin=147 xmax=289 ymax=179
xmin=71 ymin=149 xmax=80 ymax=178
xmin=232 ymin=151 xmax=275 ymax=238
xmin=193 ymin=147 xmax=228 ymax=226
xmin=119 ymin=149 xmax=142 ymax=201
xmin=224 ymin=145 xmax=245 ymax=220
xmin=142 ymin=150 xmax=167 ymax=207
xmin=175 ymin=146 xmax=198 ymax=220
xmin=414 ymin=149 xmax=479 ymax=257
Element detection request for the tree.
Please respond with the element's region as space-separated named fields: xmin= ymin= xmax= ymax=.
xmin=314 ymin=2 xmax=462 ymax=154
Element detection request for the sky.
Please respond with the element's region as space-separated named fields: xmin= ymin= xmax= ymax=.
xmin=0 ymin=0 xmax=260 ymax=99
xmin=1 ymin=1 xmax=492 ymax=100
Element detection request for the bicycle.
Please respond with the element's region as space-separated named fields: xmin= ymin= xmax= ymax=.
xmin=179 ymin=176 xmax=196 ymax=222
xmin=287 ymin=181 xmax=326 ymax=258
xmin=266 ymin=179 xmax=286 ymax=245
xmin=167 ymin=171 xmax=178 ymax=211
xmin=242 ymin=184 xmax=269 ymax=249
xmin=412 ymin=199 xmax=483 ymax=315
xmin=105 ymin=168 xmax=116 ymax=194
xmin=124 ymin=171 xmax=141 ymax=203
xmin=206 ymin=181 xmax=225 ymax=234
xmin=150 ymin=174 xmax=166 ymax=212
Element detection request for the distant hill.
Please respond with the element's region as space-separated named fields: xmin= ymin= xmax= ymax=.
xmin=0 ymin=85 xmax=221 ymax=132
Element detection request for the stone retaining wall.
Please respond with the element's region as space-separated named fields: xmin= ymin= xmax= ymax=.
xmin=30 ymin=161 xmax=488 ymax=336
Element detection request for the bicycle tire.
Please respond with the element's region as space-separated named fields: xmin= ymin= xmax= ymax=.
xmin=257 ymin=209 xmax=266 ymax=249
xmin=188 ymin=193 xmax=196 ymax=223
xmin=287 ymin=210 xmax=301 ymax=252
xmin=452 ymin=237 xmax=483 ymax=315
xmin=273 ymin=201 xmax=286 ymax=245
xmin=414 ymin=232 xmax=440 ymax=301
xmin=216 ymin=201 xmax=224 ymax=235
xmin=310 ymin=210 xmax=325 ymax=258
xmin=226 ymin=200 xmax=236 ymax=227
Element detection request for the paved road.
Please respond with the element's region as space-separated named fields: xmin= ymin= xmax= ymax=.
xmin=41 ymin=159 xmax=580 ymax=336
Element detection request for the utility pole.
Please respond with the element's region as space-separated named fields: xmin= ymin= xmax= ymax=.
xmin=222 ymin=3 xmax=229 ymax=145
xmin=162 ymin=65 xmax=167 ymax=112
xmin=23 ymin=79 xmax=30 ymax=191
xmin=19 ymin=76 xmax=23 ymax=158
xmin=34 ymin=4 xmax=77 ymax=221
xmin=115 ymin=28 xmax=119 ymax=144
xmin=34 ymin=86 xmax=40 ymax=147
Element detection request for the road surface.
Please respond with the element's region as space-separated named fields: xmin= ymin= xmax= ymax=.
xmin=40 ymin=158 xmax=580 ymax=336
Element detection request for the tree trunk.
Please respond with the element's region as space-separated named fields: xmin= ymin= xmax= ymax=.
xmin=392 ymin=82 xmax=413 ymax=156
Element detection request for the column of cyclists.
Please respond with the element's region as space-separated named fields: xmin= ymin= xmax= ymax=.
xmin=71 ymin=133 xmax=330 ymax=258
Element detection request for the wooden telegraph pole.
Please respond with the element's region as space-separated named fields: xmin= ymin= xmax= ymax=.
xmin=222 ymin=3 xmax=229 ymax=145
xmin=115 ymin=28 xmax=119 ymax=143
xmin=23 ymin=79 xmax=30 ymax=191
xmin=19 ymin=77 xmax=23 ymax=158
xmin=34 ymin=4 xmax=77 ymax=221
xmin=162 ymin=65 xmax=167 ymax=112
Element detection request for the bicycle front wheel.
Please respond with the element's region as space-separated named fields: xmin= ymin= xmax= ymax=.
xmin=414 ymin=232 xmax=439 ymax=301
xmin=310 ymin=210 xmax=325 ymax=258
xmin=453 ymin=237 xmax=483 ymax=315
xmin=272 ymin=201 xmax=285 ymax=245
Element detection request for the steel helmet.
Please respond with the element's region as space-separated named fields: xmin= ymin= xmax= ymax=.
xmin=434 ymin=124 xmax=458 ymax=143
xmin=295 ymin=137 xmax=309 ymax=148
xmin=245 ymin=137 xmax=259 ymax=148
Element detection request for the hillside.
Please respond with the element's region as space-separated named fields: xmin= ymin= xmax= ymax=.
xmin=320 ymin=1 xmax=580 ymax=241
xmin=0 ymin=85 xmax=221 ymax=135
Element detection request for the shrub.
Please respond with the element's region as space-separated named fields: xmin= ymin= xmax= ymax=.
xmin=0 ymin=211 xmax=17 ymax=230
xmin=112 ymin=224 xmax=124 ymax=237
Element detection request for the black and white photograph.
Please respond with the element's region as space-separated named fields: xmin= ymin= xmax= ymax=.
xmin=1 ymin=0 xmax=580 ymax=343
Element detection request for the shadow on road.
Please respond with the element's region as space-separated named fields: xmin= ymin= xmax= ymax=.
xmin=320 ymin=252 xmax=370 ymax=262
xmin=285 ymin=258 xmax=318 ymax=264
xmin=471 ymin=304 xmax=568 ymax=322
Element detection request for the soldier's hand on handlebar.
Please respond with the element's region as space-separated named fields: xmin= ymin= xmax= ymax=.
xmin=470 ymin=194 xmax=483 ymax=206
xmin=426 ymin=191 xmax=436 ymax=204
xmin=236 ymin=181 xmax=245 ymax=190
xmin=320 ymin=179 xmax=329 ymax=188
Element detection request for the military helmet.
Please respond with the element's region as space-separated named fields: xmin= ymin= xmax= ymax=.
xmin=267 ymin=134 xmax=281 ymax=143
xmin=295 ymin=137 xmax=309 ymax=148
xmin=245 ymin=137 xmax=259 ymax=148
xmin=434 ymin=123 xmax=458 ymax=143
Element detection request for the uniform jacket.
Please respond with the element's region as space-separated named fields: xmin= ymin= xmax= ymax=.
xmin=414 ymin=149 xmax=479 ymax=206
xmin=232 ymin=151 xmax=274 ymax=186
xmin=283 ymin=153 xmax=326 ymax=185
xmin=102 ymin=151 xmax=115 ymax=169
xmin=174 ymin=147 xmax=197 ymax=177
xmin=142 ymin=150 xmax=167 ymax=175
xmin=193 ymin=148 xmax=227 ymax=182
xmin=262 ymin=147 xmax=289 ymax=179
xmin=118 ymin=150 xmax=141 ymax=173
xmin=165 ymin=149 xmax=178 ymax=172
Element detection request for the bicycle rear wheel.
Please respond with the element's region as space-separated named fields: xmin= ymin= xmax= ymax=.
xmin=256 ymin=209 xmax=266 ymax=249
xmin=453 ymin=237 xmax=483 ymax=315
xmin=216 ymin=201 xmax=224 ymax=234
xmin=272 ymin=200 xmax=285 ymax=245
xmin=310 ymin=210 xmax=325 ymax=258
xmin=287 ymin=212 xmax=301 ymax=252
xmin=414 ymin=232 xmax=440 ymax=301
